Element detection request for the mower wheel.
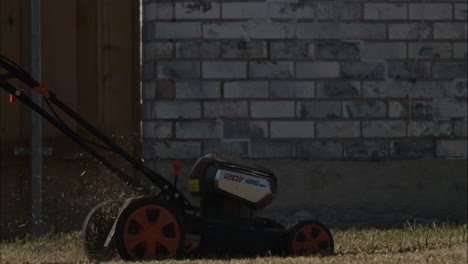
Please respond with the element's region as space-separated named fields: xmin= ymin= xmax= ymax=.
xmin=114 ymin=197 xmax=184 ymax=261
xmin=288 ymin=220 xmax=334 ymax=256
xmin=81 ymin=200 xmax=122 ymax=261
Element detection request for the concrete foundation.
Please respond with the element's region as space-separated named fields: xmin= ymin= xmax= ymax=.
xmin=150 ymin=159 xmax=467 ymax=228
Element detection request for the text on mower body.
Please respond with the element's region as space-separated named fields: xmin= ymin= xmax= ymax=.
xmin=223 ymin=174 xmax=267 ymax=188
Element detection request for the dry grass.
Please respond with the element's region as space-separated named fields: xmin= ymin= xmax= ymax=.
xmin=1 ymin=223 xmax=466 ymax=264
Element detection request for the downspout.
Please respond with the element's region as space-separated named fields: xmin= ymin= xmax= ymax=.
xmin=29 ymin=0 xmax=42 ymax=236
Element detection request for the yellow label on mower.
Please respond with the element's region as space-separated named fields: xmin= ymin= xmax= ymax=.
xmin=184 ymin=233 xmax=201 ymax=253
xmin=189 ymin=179 xmax=200 ymax=192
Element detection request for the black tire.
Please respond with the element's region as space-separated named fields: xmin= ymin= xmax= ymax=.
xmin=114 ymin=196 xmax=184 ymax=261
xmin=287 ymin=220 xmax=334 ymax=256
xmin=81 ymin=200 xmax=122 ymax=261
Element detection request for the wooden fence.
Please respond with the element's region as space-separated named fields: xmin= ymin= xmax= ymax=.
xmin=0 ymin=0 xmax=140 ymax=237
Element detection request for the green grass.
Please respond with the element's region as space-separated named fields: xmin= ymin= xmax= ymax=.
xmin=1 ymin=223 xmax=467 ymax=264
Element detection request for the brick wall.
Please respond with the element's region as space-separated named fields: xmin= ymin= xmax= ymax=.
xmin=141 ymin=0 xmax=467 ymax=161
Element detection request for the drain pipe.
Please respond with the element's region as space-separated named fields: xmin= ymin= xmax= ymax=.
xmin=29 ymin=0 xmax=43 ymax=236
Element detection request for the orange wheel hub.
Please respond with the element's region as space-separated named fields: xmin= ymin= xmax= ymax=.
xmin=291 ymin=224 xmax=333 ymax=255
xmin=122 ymin=204 xmax=180 ymax=260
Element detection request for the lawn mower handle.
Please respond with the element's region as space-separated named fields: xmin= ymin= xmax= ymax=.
xmin=0 ymin=55 xmax=192 ymax=210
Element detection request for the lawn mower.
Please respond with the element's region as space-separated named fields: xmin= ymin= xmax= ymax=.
xmin=0 ymin=55 xmax=334 ymax=261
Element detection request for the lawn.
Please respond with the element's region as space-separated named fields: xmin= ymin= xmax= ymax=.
xmin=0 ymin=223 xmax=466 ymax=264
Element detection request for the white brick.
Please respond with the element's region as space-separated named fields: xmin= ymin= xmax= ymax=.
xmin=142 ymin=81 xmax=155 ymax=100
xmin=363 ymin=80 xmax=467 ymax=99
xmin=363 ymin=121 xmax=406 ymax=138
xmin=297 ymin=23 xmax=343 ymax=39
xmin=433 ymin=62 xmax=467 ymax=78
xmin=408 ymin=121 xmax=452 ymax=137
xmin=154 ymin=80 xmax=174 ymax=99
xmin=142 ymin=23 xmax=153 ymax=41
xmin=344 ymin=141 xmax=388 ymax=160
xmin=142 ymin=121 xmax=172 ymax=139
xmin=389 ymin=23 xmax=432 ymax=40
xmin=453 ymin=42 xmax=468 ymax=58
xmin=297 ymin=101 xmax=341 ymax=118
xmin=142 ymin=104 xmax=152 ymax=120
xmin=270 ymin=81 xmax=315 ymax=98
xmin=223 ymin=121 xmax=268 ymax=139
xmin=221 ymin=41 xmax=267 ymax=58
xmin=390 ymin=140 xmax=434 ymax=159
xmin=202 ymin=62 xmax=247 ymax=79
xmin=341 ymin=62 xmax=386 ymax=79
xmin=251 ymin=101 xmax=295 ymax=118
xmin=203 ymin=101 xmax=249 ymax=118
xmin=145 ymin=142 xmax=200 ymax=159
xmin=409 ymin=4 xmax=452 ymax=20
xmin=249 ymin=62 xmax=294 ymax=78
xmin=224 ymin=81 xmax=269 ymax=98
xmin=343 ymin=101 xmax=387 ymax=118
xmin=268 ymin=2 xmax=315 ymax=19
xmin=269 ymin=1 xmax=361 ymax=20
xmin=364 ymin=3 xmax=407 ymax=20
xmin=455 ymin=3 xmax=467 ymax=20
xmin=204 ymin=22 xmax=295 ymax=39
xmin=388 ymin=61 xmax=431 ymax=79
xmin=452 ymin=79 xmax=468 ymax=98
xmin=434 ymin=23 xmax=467 ymax=39
xmin=142 ymin=61 xmax=154 ymax=81
xmin=144 ymin=3 xmax=173 ymax=21
xmin=363 ymin=81 xmax=407 ymax=98
xmin=454 ymin=118 xmax=468 ymax=137
xmin=176 ymin=81 xmax=220 ymax=99
xmin=296 ymin=62 xmax=340 ymax=78
xmin=222 ymin=2 xmax=268 ymax=19
xmin=155 ymin=22 xmax=201 ymax=39
xmin=203 ymin=141 xmax=248 ymax=157
xmin=433 ymin=98 xmax=467 ymax=119
xmin=362 ymin=42 xmax=407 ymax=60
xmin=143 ymin=42 xmax=173 ymax=60
xmin=176 ymin=40 xmax=267 ymax=59
xmin=316 ymin=2 xmax=362 ymax=20
xmin=316 ymin=81 xmax=360 ymax=98
xmin=437 ymin=140 xmax=467 ymax=158
xmin=389 ymin=101 xmax=432 ymax=118
xmin=346 ymin=24 xmax=387 ymax=40
xmin=155 ymin=101 xmax=201 ymax=119
xmin=270 ymin=41 xmax=311 ymax=59
xmin=408 ymin=42 xmax=452 ymax=58
xmin=157 ymin=62 xmax=200 ymax=78
xmin=316 ymin=121 xmax=360 ymax=138
xmin=175 ymin=2 xmax=220 ymax=19
xmin=315 ymin=41 xmax=360 ymax=59
xmin=297 ymin=23 xmax=386 ymax=40
xmin=176 ymin=41 xmax=220 ymax=58
xmin=271 ymin=121 xmax=315 ymax=138
xmin=176 ymin=121 xmax=221 ymax=139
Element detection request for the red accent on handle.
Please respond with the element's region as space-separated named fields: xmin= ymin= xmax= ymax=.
xmin=33 ymin=80 xmax=50 ymax=98
xmin=172 ymin=160 xmax=183 ymax=176
xmin=9 ymin=88 xmax=25 ymax=103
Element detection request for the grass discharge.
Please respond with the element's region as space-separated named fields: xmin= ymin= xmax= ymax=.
xmin=1 ymin=223 xmax=466 ymax=263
